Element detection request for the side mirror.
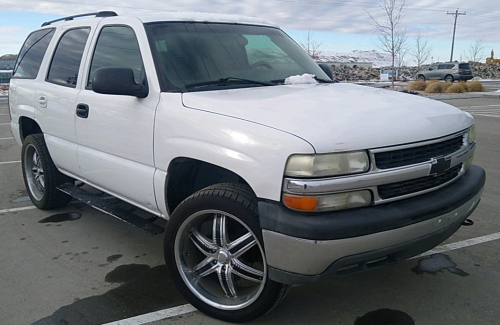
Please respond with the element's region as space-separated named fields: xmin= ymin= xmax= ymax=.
xmin=92 ymin=67 xmax=148 ymax=98
xmin=318 ymin=63 xmax=333 ymax=81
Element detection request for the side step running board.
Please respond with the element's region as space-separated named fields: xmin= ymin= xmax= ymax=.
xmin=58 ymin=183 xmax=165 ymax=235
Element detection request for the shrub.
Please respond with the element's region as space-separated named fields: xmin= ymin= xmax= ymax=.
xmin=407 ymin=80 xmax=427 ymax=91
xmin=440 ymin=82 xmax=453 ymax=91
xmin=464 ymin=81 xmax=486 ymax=92
xmin=445 ymin=83 xmax=466 ymax=93
xmin=424 ymin=82 xmax=443 ymax=93
xmin=427 ymin=80 xmax=440 ymax=85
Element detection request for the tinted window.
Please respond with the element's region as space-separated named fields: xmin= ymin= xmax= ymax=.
xmin=446 ymin=64 xmax=455 ymax=69
xmin=437 ymin=65 xmax=447 ymax=69
xmin=459 ymin=63 xmax=471 ymax=69
xmin=12 ymin=29 xmax=55 ymax=79
xmin=88 ymin=26 xmax=144 ymax=87
xmin=47 ymin=28 xmax=90 ymax=87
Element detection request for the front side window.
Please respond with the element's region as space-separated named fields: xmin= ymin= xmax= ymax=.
xmin=88 ymin=26 xmax=144 ymax=87
xmin=47 ymin=28 xmax=90 ymax=87
xmin=12 ymin=29 xmax=55 ymax=79
xmin=146 ymin=23 xmax=329 ymax=91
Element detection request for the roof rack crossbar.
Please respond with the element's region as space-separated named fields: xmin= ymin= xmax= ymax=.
xmin=41 ymin=11 xmax=118 ymax=27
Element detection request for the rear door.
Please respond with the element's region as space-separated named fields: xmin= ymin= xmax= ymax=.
xmin=75 ymin=18 xmax=161 ymax=213
xmin=34 ymin=22 xmax=97 ymax=178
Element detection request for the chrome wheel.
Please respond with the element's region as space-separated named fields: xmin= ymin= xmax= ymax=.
xmin=174 ymin=210 xmax=266 ymax=310
xmin=24 ymin=144 xmax=45 ymax=201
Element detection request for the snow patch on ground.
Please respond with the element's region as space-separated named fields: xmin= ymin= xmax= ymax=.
xmin=284 ymin=73 xmax=318 ymax=85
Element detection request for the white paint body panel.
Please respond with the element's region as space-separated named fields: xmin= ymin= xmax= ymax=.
xmin=75 ymin=17 xmax=162 ymax=212
xmin=153 ymin=93 xmax=314 ymax=202
xmin=182 ymin=83 xmax=474 ymax=153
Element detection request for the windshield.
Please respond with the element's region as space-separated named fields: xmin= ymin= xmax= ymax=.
xmin=145 ymin=22 xmax=329 ymax=91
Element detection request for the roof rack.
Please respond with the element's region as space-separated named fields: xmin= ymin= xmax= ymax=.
xmin=41 ymin=11 xmax=118 ymax=27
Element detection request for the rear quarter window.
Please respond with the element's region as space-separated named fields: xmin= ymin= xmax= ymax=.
xmin=12 ymin=29 xmax=55 ymax=79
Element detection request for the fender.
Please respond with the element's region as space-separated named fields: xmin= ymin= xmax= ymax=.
xmin=153 ymin=93 xmax=314 ymax=213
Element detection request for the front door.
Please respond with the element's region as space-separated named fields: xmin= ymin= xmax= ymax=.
xmin=75 ymin=21 xmax=160 ymax=213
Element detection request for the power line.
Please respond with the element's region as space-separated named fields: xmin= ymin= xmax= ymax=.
xmin=447 ymin=9 xmax=466 ymax=62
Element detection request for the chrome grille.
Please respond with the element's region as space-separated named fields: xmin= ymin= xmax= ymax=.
xmin=378 ymin=164 xmax=462 ymax=199
xmin=375 ymin=135 xmax=464 ymax=169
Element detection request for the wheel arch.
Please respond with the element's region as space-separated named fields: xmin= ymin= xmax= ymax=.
xmin=164 ymin=157 xmax=254 ymax=214
xmin=19 ymin=116 xmax=43 ymax=141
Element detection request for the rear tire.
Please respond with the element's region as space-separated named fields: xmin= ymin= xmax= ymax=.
xmin=444 ymin=75 xmax=454 ymax=83
xmin=21 ymin=134 xmax=72 ymax=209
xmin=164 ymin=183 xmax=288 ymax=322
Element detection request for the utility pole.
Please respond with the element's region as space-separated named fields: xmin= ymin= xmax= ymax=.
xmin=447 ymin=9 xmax=466 ymax=62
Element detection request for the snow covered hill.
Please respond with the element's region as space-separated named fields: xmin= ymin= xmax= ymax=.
xmin=317 ymin=50 xmax=393 ymax=68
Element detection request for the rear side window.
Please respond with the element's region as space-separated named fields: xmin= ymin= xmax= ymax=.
xmin=47 ymin=28 xmax=90 ymax=87
xmin=88 ymin=26 xmax=144 ymax=87
xmin=12 ymin=29 xmax=55 ymax=79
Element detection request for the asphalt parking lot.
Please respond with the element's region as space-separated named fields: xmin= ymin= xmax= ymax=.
xmin=1 ymin=94 xmax=499 ymax=325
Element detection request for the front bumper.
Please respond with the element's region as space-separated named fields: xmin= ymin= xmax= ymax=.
xmin=258 ymin=165 xmax=485 ymax=284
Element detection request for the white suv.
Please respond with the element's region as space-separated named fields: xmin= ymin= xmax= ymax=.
xmin=9 ymin=11 xmax=485 ymax=322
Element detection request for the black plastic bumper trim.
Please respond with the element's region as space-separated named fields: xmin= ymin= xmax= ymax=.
xmin=259 ymin=165 xmax=485 ymax=241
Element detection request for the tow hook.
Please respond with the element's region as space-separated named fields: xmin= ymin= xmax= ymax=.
xmin=462 ymin=219 xmax=474 ymax=226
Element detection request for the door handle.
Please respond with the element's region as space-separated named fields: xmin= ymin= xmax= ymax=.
xmin=76 ymin=103 xmax=89 ymax=118
xmin=38 ymin=96 xmax=47 ymax=108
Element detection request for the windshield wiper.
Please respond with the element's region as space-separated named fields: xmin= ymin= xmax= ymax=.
xmin=185 ymin=77 xmax=276 ymax=89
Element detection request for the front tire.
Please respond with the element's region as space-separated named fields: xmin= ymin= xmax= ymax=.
xmin=164 ymin=183 xmax=288 ymax=322
xmin=21 ymin=134 xmax=72 ymax=209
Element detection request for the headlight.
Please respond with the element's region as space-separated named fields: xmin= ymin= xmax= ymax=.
xmin=468 ymin=124 xmax=476 ymax=145
xmin=285 ymin=151 xmax=369 ymax=177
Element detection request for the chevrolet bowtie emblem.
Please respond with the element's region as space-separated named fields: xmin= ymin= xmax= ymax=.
xmin=430 ymin=157 xmax=452 ymax=176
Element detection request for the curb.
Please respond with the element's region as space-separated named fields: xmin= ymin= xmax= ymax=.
xmin=427 ymin=92 xmax=500 ymax=100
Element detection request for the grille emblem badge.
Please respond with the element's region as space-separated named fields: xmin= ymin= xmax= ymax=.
xmin=430 ymin=157 xmax=452 ymax=176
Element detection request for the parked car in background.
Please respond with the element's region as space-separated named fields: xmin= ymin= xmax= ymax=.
xmin=0 ymin=70 xmax=12 ymax=89
xmin=418 ymin=62 xmax=474 ymax=82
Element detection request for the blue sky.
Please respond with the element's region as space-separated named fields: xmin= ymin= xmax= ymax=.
xmin=1 ymin=1 xmax=500 ymax=66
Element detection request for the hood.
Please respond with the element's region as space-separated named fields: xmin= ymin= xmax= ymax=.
xmin=182 ymin=83 xmax=473 ymax=153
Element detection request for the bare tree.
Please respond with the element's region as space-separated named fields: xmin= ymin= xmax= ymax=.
xmin=366 ymin=0 xmax=407 ymax=87
xmin=411 ymin=31 xmax=433 ymax=75
xmin=396 ymin=45 xmax=409 ymax=67
xmin=467 ymin=38 xmax=485 ymax=62
xmin=299 ymin=30 xmax=322 ymax=60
